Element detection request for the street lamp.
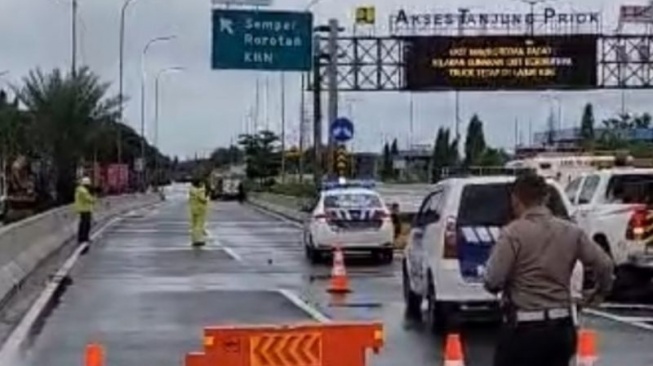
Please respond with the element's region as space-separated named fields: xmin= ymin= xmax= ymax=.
xmin=154 ymin=66 xmax=184 ymax=185
xmin=118 ymin=0 xmax=140 ymax=164
xmin=139 ymin=35 xmax=175 ymax=189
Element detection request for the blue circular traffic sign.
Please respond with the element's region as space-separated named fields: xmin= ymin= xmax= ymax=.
xmin=330 ymin=117 xmax=354 ymax=142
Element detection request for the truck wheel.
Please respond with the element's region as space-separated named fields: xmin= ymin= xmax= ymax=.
xmin=402 ymin=262 xmax=422 ymax=320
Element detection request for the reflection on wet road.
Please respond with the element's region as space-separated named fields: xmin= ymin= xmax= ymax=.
xmin=10 ymin=195 xmax=653 ymax=366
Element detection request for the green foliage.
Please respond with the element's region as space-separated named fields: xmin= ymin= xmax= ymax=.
xmin=580 ymin=103 xmax=595 ymax=149
xmin=464 ymin=114 xmax=486 ymax=167
xmin=267 ymin=182 xmax=316 ymax=197
xmin=210 ymin=145 xmax=244 ymax=168
xmin=5 ymin=67 xmax=167 ymax=202
xmin=431 ymin=127 xmax=459 ymax=182
xmin=380 ymin=142 xmax=393 ymax=180
xmin=238 ymin=130 xmax=281 ymax=179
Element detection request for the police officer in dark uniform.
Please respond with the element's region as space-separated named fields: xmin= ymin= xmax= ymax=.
xmin=484 ymin=173 xmax=614 ymax=366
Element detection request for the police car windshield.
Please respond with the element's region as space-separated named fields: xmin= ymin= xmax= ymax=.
xmin=457 ymin=183 xmax=569 ymax=226
xmin=324 ymin=193 xmax=382 ymax=209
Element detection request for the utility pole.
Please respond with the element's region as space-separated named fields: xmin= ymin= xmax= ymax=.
xmin=312 ymin=35 xmax=323 ymax=186
xmin=254 ymin=78 xmax=260 ymax=132
xmin=454 ymin=8 xmax=466 ymax=145
xmin=72 ymin=0 xmax=78 ymax=76
xmin=326 ymin=18 xmax=339 ymax=178
xmin=298 ymin=73 xmax=306 ymax=183
xmin=280 ymin=73 xmax=286 ymax=182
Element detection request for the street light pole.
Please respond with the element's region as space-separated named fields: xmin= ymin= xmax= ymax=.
xmin=118 ymin=0 xmax=139 ymax=164
xmin=140 ymin=35 xmax=175 ymax=190
xmin=72 ymin=0 xmax=78 ymax=76
xmin=154 ymin=66 xmax=184 ymax=188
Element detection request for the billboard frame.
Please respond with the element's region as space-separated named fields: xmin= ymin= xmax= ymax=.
xmin=309 ymin=34 xmax=653 ymax=92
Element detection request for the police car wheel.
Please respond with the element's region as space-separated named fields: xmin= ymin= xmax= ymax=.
xmin=402 ymin=263 xmax=422 ymax=319
xmin=426 ymin=281 xmax=453 ymax=333
xmin=304 ymin=239 xmax=321 ymax=264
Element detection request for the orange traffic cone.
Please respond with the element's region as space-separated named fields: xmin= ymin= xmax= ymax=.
xmin=327 ymin=244 xmax=351 ymax=294
xmin=577 ymin=329 xmax=598 ymax=366
xmin=84 ymin=343 xmax=104 ymax=366
xmin=443 ymin=333 xmax=465 ymax=366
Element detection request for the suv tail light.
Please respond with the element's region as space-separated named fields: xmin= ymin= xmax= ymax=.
xmin=626 ymin=206 xmax=648 ymax=240
xmin=443 ymin=216 xmax=458 ymax=259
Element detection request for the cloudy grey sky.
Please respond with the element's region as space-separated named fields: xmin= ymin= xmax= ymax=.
xmin=0 ymin=0 xmax=651 ymax=159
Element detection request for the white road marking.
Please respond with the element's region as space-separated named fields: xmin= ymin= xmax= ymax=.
xmin=584 ymin=308 xmax=653 ymax=331
xmin=614 ymin=316 xmax=653 ymax=323
xmin=207 ymin=229 xmax=243 ymax=262
xmin=600 ymin=303 xmax=653 ymax=311
xmin=278 ymin=289 xmax=331 ymax=323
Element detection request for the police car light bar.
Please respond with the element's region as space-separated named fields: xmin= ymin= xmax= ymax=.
xmin=321 ymin=179 xmax=377 ymax=191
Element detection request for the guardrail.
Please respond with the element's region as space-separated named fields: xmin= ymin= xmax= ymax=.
xmin=0 ymin=193 xmax=160 ymax=307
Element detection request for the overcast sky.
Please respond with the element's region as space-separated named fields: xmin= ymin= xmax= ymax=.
xmin=0 ymin=0 xmax=651 ymax=159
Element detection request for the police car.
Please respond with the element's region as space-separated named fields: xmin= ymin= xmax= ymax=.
xmin=402 ymin=175 xmax=583 ymax=330
xmin=301 ymin=179 xmax=395 ymax=264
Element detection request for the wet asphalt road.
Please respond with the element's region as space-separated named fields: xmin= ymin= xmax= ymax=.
xmin=9 ymin=187 xmax=653 ymax=366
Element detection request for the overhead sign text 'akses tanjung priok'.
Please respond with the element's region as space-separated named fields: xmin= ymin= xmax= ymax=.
xmin=391 ymin=7 xmax=600 ymax=31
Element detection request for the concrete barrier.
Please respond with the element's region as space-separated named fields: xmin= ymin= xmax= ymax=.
xmin=249 ymin=193 xmax=309 ymax=223
xmin=0 ymin=193 xmax=160 ymax=306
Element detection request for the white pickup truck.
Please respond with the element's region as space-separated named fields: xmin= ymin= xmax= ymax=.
xmin=565 ymin=168 xmax=653 ymax=294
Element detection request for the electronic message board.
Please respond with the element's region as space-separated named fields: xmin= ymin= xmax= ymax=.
xmin=403 ymin=35 xmax=598 ymax=90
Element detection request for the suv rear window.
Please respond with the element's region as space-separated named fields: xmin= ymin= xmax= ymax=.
xmin=324 ymin=193 xmax=382 ymax=209
xmin=606 ymin=174 xmax=653 ymax=205
xmin=457 ymin=183 xmax=570 ymax=226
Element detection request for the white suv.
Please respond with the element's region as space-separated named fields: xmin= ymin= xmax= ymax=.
xmin=402 ymin=176 xmax=582 ymax=330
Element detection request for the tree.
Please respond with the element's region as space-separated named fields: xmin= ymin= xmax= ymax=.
xmin=238 ymin=130 xmax=281 ymax=180
xmin=431 ymin=127 xmax=458 ymax=182
xmin=210 ymin=145 xmax=244 ymax=168
xmin=380 ymin=142 xmax=392 ymax=180
xmin=13 ymin=67 xmax=168 ymax=202
xmin=479 ymin=148 xmax=508 ymax=166
xmin=580 ymin=103 xmax=595 ymax=149
xmin=16 ymin=67 xmax=123 ymax=202
xmin=464 ymin=114 xmax=486 ymax=167
xmin=546 ymin=107 xmax=557 ymax=146
xmin=390 ymin=139 xmax=399 ymax=157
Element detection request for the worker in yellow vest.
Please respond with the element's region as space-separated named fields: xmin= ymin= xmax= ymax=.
xmin=189 ymin=178 xmax=209 ymax=247
xmin=75 ymin=176 xmax=95 ymax=244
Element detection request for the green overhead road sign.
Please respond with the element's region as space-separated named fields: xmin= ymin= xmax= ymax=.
xmin=211 ymin=9 xmax=313 ymax=71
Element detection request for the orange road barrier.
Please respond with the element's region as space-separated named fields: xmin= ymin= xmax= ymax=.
xmin=328 ymin=244 xmax=351 ymax=294
xmin=184 ymin=352 xmax=207 ymax=366
xmin=577 ymin=329 xmax=598 ymax=366
xmin=186 ymin=322 xmax=383 ymax=366
xmin=84 ymin=343 xmax=105 ymax=366
xmin=443 ymin=333 xmax=465 ymax=366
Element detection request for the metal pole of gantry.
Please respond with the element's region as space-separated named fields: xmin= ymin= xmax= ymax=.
xmin=312 ymin=34 xmax=323 ymax=186
xmin=325 ymin=19 xmax=339 ymax=179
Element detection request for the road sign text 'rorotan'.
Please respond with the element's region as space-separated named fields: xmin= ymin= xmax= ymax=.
xmin=212 ymin=9 xmax=313 ymax=71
